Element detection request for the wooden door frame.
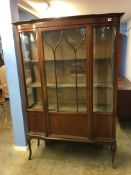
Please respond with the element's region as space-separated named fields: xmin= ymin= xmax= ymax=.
xmin=38 ymin=25 xmax=91 ymax=139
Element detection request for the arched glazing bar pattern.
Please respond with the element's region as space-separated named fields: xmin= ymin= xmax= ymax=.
xmin=43 ymin=28 xmax=87 ymax=113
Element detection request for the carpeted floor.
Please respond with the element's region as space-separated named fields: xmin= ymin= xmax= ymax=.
xmin=0 ymin=101 xmax=131 ymax=175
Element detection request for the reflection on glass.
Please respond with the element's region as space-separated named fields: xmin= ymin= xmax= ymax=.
xmin=20 ymin=32 xmax=42 ymax=110
xmin=43 ymin=28 xmax=87 ymax=113
xmin=93 ymin=26 xmax=116 ymax=113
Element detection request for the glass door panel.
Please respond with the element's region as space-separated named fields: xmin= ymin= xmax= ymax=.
xmin=76 ymin=58 xmax=87 ymax=113
xmin=20 ymin=31 xmax=43 ymax=110
xmin=43 ymin=28 xmax=87 ymax=113
xmin=93 ymin=26 xmax=116 ymax=113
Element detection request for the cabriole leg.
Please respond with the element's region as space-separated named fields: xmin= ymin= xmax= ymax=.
xmin=111 ymin=142 xmax=117 ymax=169
xmin=37 ymin=139 xmax=40 ymax=147
xmin=27 ymin=139 xmax=32 ymax=160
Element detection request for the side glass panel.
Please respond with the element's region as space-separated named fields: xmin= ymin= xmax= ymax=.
xmin=43 ymin=28 xmax=87 ymax=113
xmin=20 ymin=31 xmax=43 ymax=110
xmin=93 ymin=26 xmax=116 ymax=113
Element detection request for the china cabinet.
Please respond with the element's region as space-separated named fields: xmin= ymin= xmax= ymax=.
xmin=14 ymin=13 xmax=123 ymax=168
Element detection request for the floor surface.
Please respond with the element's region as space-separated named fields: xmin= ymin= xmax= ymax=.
xmin=0 ymin=101 xmax=131 ymax=175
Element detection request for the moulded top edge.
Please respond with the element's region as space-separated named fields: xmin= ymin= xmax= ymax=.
xmin=13 ymin=13 xmax=124 ymax=25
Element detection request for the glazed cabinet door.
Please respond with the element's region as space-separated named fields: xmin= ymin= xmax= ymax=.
xmin=92 ymin=26 xmax=117 ymax=139
xmin=19 ymin=31 xmax=45 ymax=134
xmin=41 ymin=27 xmax=89 ymax=139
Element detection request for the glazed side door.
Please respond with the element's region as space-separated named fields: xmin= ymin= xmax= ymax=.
xmin=92 ymin=25 xmax=117 ymax=139
xmin=19 ymin=30 xmax=46 ymax=135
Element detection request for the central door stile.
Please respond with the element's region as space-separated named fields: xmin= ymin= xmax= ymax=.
xmin=86 ymin=25 xmax=93 ymax=139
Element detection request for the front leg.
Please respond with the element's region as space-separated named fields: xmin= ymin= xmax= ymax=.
xmin=37 ymin=139 xmax=40 ymax=147
xmin=111 ymin=142 xmax=117 ymax=169
xmin=27 ymin=139 xmax=32 ymax=160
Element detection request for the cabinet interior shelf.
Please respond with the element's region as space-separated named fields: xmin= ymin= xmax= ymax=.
xmin=48 ymin=104 xmax=87 ymax=112
xmin=47 ymin=83 xmax=86 ymax=88
xmin=47 ymin=83 xmax=113 ymax=88
xmin=27 ymin=82 xmax=41 ymax=88
xmin=44 ymin=58 xmax=86 ymax=62
xmin=94 ymin=57 xmax=113 ymax=61
xmin=27 ymin=82 xmax=113 ymax=89
xmin=93 ymin=83 xmax=113 ymax=88
xmin=23 ymin=58 xmax=114 ymax=62
xmin=29 ymin=102 xmax=43 ymax=110
xmin=24 ymin=59 xmax=39 ymax=63
xmin=93 ymin=104 xmax=113 ymax=113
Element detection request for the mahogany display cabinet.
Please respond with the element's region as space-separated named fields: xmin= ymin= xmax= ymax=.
xmin=14 ymin=13 xmax=124 ymax=168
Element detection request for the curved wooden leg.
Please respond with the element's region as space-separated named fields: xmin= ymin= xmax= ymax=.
xmin=27 ymin=139 xmax=32 ymax=160
xmin=37 ymin=139 xmax=40 ymax=147
xmin=111 ymin=142 xmax=117 ymax=169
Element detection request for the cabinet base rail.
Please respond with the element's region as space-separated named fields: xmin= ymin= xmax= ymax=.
xmin=27 ymin=135 xmax=117 ymax=169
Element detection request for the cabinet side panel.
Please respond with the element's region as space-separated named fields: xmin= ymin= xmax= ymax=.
xmin=93 ymin=114 xmax=113 ymax=139
xmin=27 ymin=111 xmax=45 ymax=133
